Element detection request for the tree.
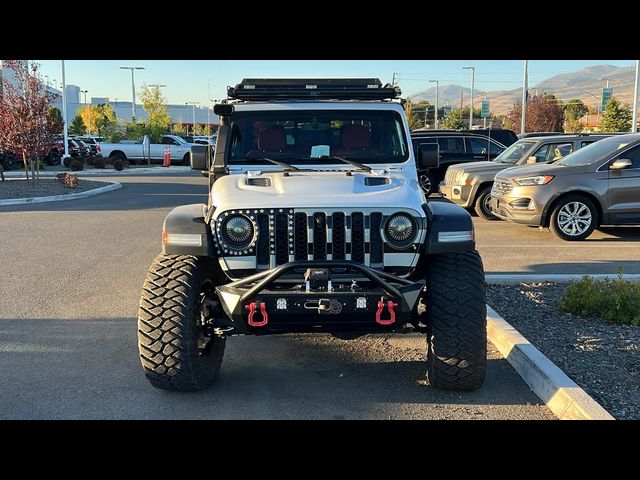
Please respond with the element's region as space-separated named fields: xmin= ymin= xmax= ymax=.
xmin=91 ymin=104 xmax=117 ymax=137
xmin=443 ymin=109 xmax=464 ymax=129
xmin=565 ymin=116 xmax=583 ymax=133
xmin=0 ymin=60 xmax=57 ymax=181
xmin=403 ymin=98 xmax=430 ymax=130
xmin=172 ymin=123 xmax=187 ymax=135
xmin=139 ymin=84 xmax=171 ymax=140
xmin=565 ymin=99 xmax=588 ymax=119
xmin=48 ymin=107 xmax=64 ymax=135
xmin=69 ymin=114 xmax=86 ymax=135
xmin=506 ymin=93 xmax=565 ymax=133
xmin=598 ymin=97 xmax=632 ymax=132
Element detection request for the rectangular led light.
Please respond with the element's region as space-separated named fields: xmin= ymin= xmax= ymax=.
xmin=162 ymin=232 xmax=202 ymax=247
xmin=438 ymin=230 xmax=474 ymax=243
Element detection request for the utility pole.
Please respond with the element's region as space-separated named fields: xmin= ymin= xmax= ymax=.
xmin=633 ymin=60 xmax=639 ymax=133
xmin=207 ymin=79 xmax=211 ymax=136
xmin=429 ymin=80 xmax=439 ymax=129
xmin=391 ymin=72 xmax=397 ymax=86
xmin=61 ymin=60 xmax=69 ymax=165
xmin=120 ymin=66 xmax=145 ymax=122
xmin=462 ymin=66 xmax=475 ymax=128
xmin=521 ymin=60 xmax=528 ymax=135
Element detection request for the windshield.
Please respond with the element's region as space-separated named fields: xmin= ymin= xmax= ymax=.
xmin=557 ymin=136 xmax=632 ymax=166
xmin=494 ymin=140 xmax=535 ymax=164
xmin=228 ymin=110 xmax=409 ymax=165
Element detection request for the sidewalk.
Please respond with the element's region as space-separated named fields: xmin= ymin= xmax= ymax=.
xmin=3 ymin=165 xmax=192 ymax=177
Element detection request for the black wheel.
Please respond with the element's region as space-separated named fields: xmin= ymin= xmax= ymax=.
xmin=182 ymin=153 xmax=190 ymax=166
xmin=46 ymin=150 xmax=60 ymax=166
xmin=418 ymin=172 xmax=432 ymax=195
xmin=1 ymin=153 xmax=17 ymax=170
xmin=138 ymin=254 xmax=226 ymax=391
xmin=424 ymin=251 xmax=487 ymax=391
xmin=111 ymin=153 xmax=128 ymax=165
xmin=474 ymin=185 xmax=498 ymax=220
xmin=549 ymin=195 xmax=597 ymax=241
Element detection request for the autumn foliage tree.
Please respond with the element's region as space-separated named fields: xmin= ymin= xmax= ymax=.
xmin=0 ymin=60 xmax=58 ymax=180
xmin=507 ymin=93 xmax=565 ymax=133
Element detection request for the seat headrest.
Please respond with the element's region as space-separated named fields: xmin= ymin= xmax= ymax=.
xmin=342 ymin=124 xmax=370 ymax=149
xmin=258 ymin=126 xmax=286 ymax=151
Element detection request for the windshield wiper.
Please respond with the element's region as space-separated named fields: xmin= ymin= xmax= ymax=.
xmin=316 ymin=155 xmax=372 ymax=172
xmin=252 ymin=157 xmax=300 ymax=171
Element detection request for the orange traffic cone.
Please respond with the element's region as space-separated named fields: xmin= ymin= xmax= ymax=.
xmin=163 ymin=145 xmax=171 ymax=167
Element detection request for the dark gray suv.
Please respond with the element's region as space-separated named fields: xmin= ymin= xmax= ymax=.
xmin=439 ymin=134 xmax=611 ymax=219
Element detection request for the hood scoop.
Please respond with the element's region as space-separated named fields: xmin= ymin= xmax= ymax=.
xmin=364 ymin=176 xmax=390 ymax=186
xmin=245 ymin=177 xmax=272 ymax=187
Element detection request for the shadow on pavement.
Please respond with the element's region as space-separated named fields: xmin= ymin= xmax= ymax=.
xmin=494 ymin=260 xmax=640 ymax=275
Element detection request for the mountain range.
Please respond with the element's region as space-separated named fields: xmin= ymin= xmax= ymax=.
xmin=406 ymin=65 xmax=637 ymax=116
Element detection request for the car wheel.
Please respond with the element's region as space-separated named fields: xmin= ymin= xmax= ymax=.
xmin=418 ymin=173 xmax=432 ymax=195
xmin=47 ymin=151 xmax=61 ymax=166
xmin=182 ymin=153 xmax=190 ymax=166
xmin=549 ymin=195 xmax=597 ymax=241
xmin=474 ymin=186 xmax=498 ymax=220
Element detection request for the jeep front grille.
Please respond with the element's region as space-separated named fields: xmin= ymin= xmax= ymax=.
xmin=491 ymin=179 xmax=514 ymax=197
xmin=214 ymin=208 xmax=425 ymax=273
xmin=444 ymin=168 xmax=465 ymax=186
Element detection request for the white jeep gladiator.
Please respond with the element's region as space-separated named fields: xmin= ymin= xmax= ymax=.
xmin=137 ymin=78 xmax=487 ymax=392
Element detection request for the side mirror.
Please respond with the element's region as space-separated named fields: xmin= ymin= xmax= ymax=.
xmin=213 ymin=104 xmax=234 ymax=116
xmin=190 ymin=144 xmax=212 ymax=171
xmin=417 ymin=142 xmax=439 ymax=170
xmin=527 ymin=156 xmax=538 ymax=164
xmin=610 ymin=158 xmax=632 ymax=170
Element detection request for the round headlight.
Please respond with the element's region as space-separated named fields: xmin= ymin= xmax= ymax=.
xmin=384 ymin=213 xmax=417 ymax=248
xmin=221 ymin=214 xmax=254 ymax=249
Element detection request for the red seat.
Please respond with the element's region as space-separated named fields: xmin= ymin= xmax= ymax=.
xmin=246 ymin=125 xmax=287 ymax=158
xmin=334 ymin=124 xmax=377 ymax=156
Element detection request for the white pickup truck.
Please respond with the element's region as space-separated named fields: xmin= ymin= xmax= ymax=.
xmin=99 ymin=135 xmax=196 ymax=165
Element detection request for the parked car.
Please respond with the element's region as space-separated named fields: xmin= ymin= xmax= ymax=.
xmin=489 ymin=133 xmax=640 ymax=240
xmin=182 ymin=135 xmax=216 ymax=145
xmin=411 ymin=131 xmax=506 ymax=194
xmin=74 ymin=139 xmax=90 ymax=157
xmin=76 ymin=136 xmax=103 ymax=155
xmin=440 ymin=134 xmax=612 ymax=219
xmin=517 ymin=131 xmax=565 ymax=139
xmin=99 ymin=134 xmax=195 ymax=165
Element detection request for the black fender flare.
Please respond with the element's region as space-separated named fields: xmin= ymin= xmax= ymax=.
xmin=162 ymin=204 xmax=214 ymax=257
xmin=421 ymin=201 xmax=476 ymax=254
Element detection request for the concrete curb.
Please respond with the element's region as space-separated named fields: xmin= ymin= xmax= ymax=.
xmin=3 ymin=166 xmax=191 ymax=177
xmin=486 ymin=273 xmax=640 ymax=283
xmin=486 ymin=305 xmax=614 ymax=420
xmin=0 ymin=180 xmax=122 ymax=206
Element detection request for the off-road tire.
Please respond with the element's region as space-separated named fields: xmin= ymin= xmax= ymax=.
xmin=138 ymin=254 xmax=225 ymax=391
xmin=549 ymin=194 xmax=597 ymax=241
xmin=425 ymin=250 xmax=487 ymax=390
xmin=474 ymin=185 xmax=498 ymax=220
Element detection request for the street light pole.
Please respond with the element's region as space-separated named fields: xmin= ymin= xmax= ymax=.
xmin=207 ymin=79 xmax=211 ymax=136
xmin=81 ymin=89 xmax=89 ymax=134
xmin=429 ymin=80 xmax=439 ymax=129
xmin=120 ymin=66 xmax=145 ymax=122
xmin=521 ymin=60 xmax=528 ymax=135
xmin=61 ymin=60 xmax=69 ymax=165
xmin=185 ymin=102 xmax=199 ymax=135
xmin=632 ymin=60 xmax=639 ymax=133
xmin=462 ymin=66 xmax=475 ymax=128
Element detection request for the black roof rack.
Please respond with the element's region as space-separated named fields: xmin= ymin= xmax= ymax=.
xmin=227 ymin=78 xmax=401 ymax=101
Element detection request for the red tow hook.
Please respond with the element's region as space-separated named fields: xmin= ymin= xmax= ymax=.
xmin=376 ymin=300 xmax=398 ymax=325
xmin=245 ymin=301 xmax=269 ymax=327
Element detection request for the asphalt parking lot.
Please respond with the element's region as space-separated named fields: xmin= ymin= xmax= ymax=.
xmin=0 ymin=172 xmax=559 ymax=419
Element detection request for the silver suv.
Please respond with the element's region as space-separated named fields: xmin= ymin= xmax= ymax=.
xmin=439 ymin=134 xmax=611 ymax=219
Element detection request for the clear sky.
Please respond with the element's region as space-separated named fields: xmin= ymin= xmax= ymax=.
xmin=34 ymin=60 xmax=636 ymax=106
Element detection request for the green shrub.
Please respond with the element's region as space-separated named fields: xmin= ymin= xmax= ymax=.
xmin=113 ymin=158 xmax=124 ymax=171
xmin=93 ymin=157 xmax=105 ymax=169
xmin=559 ymin=268 xmax=640 ymax=325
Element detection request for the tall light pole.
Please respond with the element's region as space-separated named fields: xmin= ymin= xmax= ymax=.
xmin=120 ymin=66 xmax=145 ymax=122
xmin=462 ymin=66 xmax=475 ymax=128
xmin=429 ymin=80 xmax=439 ymax=129
xmin=207 ymin=79 xmax=212 ymax=136
xmin=633 ymin=60 xmax=639 ymax=134
xmin=61 ymin=61 xmax=69 ymax=165
xmin=81 ymin=89 xmax=89 ymax=134
xmin=186 ymin=102 xmax=199 ymax=135
xmin=521 ymin=60 xmax=528 ymax=135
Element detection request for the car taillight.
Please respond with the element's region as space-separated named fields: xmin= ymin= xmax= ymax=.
xmin=71 ymin=145 xmax=78 ymax=150
xmin=96 ymin=145 xmax=101 ymax=152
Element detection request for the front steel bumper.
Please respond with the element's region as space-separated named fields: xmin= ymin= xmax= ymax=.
xmin=215 ymin=260 xmax=425 ymax=333
xmin=439 ymin=183 xmax=473 ymax=208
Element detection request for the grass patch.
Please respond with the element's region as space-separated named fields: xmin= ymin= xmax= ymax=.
xmin=559 ymin=268 xmax=640 ymax=326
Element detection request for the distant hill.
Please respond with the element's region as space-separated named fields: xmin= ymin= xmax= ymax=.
xmin=406 ymin=65 xmax=637 ymax=116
